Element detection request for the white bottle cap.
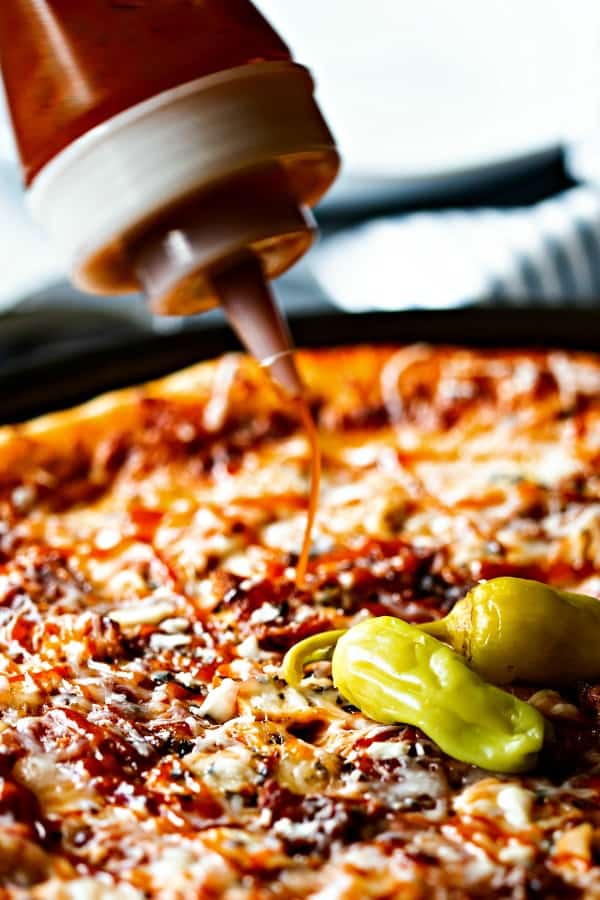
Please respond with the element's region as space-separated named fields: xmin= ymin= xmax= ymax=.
xmin=27 ymin=60 xmax=339 ymax=313
xmin=131 ymin=162 xmax=315 ymax=315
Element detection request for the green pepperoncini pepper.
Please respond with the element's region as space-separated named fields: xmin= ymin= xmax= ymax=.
xmin=283 ymin=617 xmax=545 ymax=773
xmin=420 ymin=576 xmax=600 ymax=685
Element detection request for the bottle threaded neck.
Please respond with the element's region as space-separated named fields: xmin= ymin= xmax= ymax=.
xmin=132 ymin=164 xmax=314 ymax=316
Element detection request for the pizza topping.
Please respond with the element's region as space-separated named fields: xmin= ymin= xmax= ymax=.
xmin=109 ymin=598 xmax=179 ymax=628
xmin=197 ymin=679 xmax=239 ymax=723
xmin=329 ymin=617 xmax=546 ymax=773
xmin=282 ymin=629 xmax=346 ymax=687
xmin=284 ymin=618 xmax=546 ymax=773
xmin=552 ymin=822 xmax=594 ymax=870
xmin=454 ymin=779 xmax=536 ymax=831
xmin=186 ymin=745 xmax=260 ymax=793
xmin=423 ymin=576 xmax=600 ymax=685
xmin=294 ymin=400 xmax=322 ymax=589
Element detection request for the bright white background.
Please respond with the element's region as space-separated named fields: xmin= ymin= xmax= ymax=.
xmin=1 ymin=0 xmax=600 ymax=304
xmin=256 ymin=0 xmax=600 ymax=188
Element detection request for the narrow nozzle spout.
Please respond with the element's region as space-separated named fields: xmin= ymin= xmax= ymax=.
xmin=214 ymin=255 xmax=303 ymax=397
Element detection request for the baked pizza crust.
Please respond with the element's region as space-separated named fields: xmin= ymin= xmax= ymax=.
xmin=1 ymin=345 xmax=600 ymax=898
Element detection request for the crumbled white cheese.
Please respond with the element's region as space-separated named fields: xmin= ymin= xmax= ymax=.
xmin=105 ymin=570 xmax=148 ymax=597
xmin=202 ymin=353 xmax=241 ymax=432
xmin=454 ymin=782 xmax=500 ymax=820
xmin=274 ymin=818 xmax=320 ymax=842
xmin=149 ymin=633 xmax=191 ymax=652
xmin=175 ymin=422 xmax=196 ymax=443
xmin=224 ymin=546 xmax=269 ymax=579
xmin=366 ymin=741 xmax=411 ymax=761
xmin=243 ymin=678 xmax=311 ymax=714
xmin=94 ymin=526 xmax=123 ymax=551
xmin=498 ymin=840 xmax=535 ymax=865
xmin=160 ymin=617 xmax=190 ymax=634
xmin=342 ymin=844 xmax=391 ymax=872
xmin=347 ymin=763 xmax=447 ymax=817
xmin=261 ymin=518 xmax=304 ymax=557
xmin=110 ymin=600 xmax=177 ymax=628
xmin=258 ymin=807 xmax=272 ymax=827
xmin=249 ymin=603 xmax=281 ymax=625
xmin=64 ymin=639 xmax=89 ymax=668
xmin=174 ymin=672 xmax=197 ymax=690
xmin=455 ymin=781 xmax=534 ymax=832
xmin=307 ymin=874 xmax=356 ymax=900
xmin=524 ymin=446 xmax=581 ymax=488
xmin=294 ymin=604 xmax=316 ymax=623
xmin=496 ymin=786 xmax=534 ymax=830
xmin=193 ymin=647 xmax=217 ymax=664
xmin=43 ymin=877 xmax=144 ymax=899
xmin=186 ymin=746 xmax=256 ymax=792
xmin=11 ymin=484 xmax=36 ymax=513
xmin=237 ymin=634 xmax=261 ymax=659
xmin=553 ymin=822 xmax=594 ymax=863
xmin=461 ymin=849 xmax=498 ymax=883
xmin=194 ymin=578 xmax=219 ymax=610
xmin=284 ymin=687 xmax=311 ymax=709
xmin=146 ymin=845 xmax=233 ymax=894
xmin=338 ymin=571 xmax=354 ymax=589
xmin=228 ymin=658 xmax=255 ymax=679
xmin=198 ymin=679 xmax=238 ymax=723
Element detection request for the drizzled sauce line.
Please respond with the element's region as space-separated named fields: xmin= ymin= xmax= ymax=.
xmin=261 ymin=347 xmax=321 ymax=590
xmin=295 ymin=399 xmax=321 ymax=589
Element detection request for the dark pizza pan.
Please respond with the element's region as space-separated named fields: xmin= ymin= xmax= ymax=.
xmin=2 ymin=306 xmax=600 ymax=424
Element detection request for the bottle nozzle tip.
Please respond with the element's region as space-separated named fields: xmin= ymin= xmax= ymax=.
xmin=214 ymin=255 xmax=304 ymax=398
xmin=260 ymin=350 xmax=304 ymax=397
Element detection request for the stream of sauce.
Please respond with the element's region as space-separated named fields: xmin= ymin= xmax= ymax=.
xmin=213 ymin=256 xmax=320 ymax=590
xmin=295 ymin=399 xmax=321 ymax=589
xmin=207 ymin=351 xmax=320 ymax=590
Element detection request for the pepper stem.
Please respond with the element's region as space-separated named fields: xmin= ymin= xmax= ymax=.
xmin=418 ymin=619 xmax=449 ymax=640
xmin=282 ymin=629 xmax=347 ymax=687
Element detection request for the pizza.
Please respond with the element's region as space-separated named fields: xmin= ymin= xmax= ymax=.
xmin=2 ymin=344 xmax=600 ymax=898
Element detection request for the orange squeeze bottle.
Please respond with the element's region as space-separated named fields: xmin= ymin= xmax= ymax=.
xmin=0 ymin=0 xmax=339 ymax=392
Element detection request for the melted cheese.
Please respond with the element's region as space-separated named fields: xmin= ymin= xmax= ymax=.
xmin=0 ymin=346 xmax=599 ymax=898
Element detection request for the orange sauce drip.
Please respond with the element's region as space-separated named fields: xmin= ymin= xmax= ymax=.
xmin=295 ymin=400 xmax=321 ymax=589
